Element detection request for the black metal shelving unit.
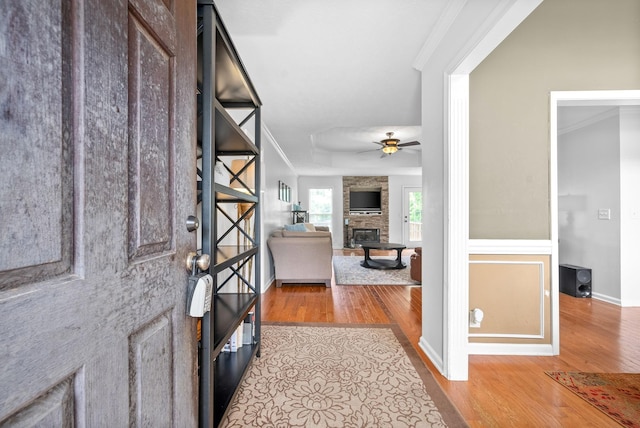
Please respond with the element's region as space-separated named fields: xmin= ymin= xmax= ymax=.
xmin=196 ymin=2 xmax=262 ymax=427
xmin=292 ymin=210 xmax=309 ymax=224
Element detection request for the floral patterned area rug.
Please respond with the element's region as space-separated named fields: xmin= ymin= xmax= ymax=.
xmin=333 ymin=255 xmax=420 ymax=285
xmin=545 ymin=371 xmax=640 ymax=427
xmin=221 ymin=324 xmax=467 ymax=427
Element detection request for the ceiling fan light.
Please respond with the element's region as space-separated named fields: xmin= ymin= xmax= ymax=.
xmin=382 ymin=145 xmax=397 ymax=154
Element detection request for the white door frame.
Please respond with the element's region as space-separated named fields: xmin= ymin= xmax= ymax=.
xmin=550 ymin=90 xmax=640 ymax=330
xmin=415 ymin=0 xmax=544 ymax=381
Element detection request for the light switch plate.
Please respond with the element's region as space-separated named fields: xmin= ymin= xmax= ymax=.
xmin=598 ymin=208 xmax=611 ymax=220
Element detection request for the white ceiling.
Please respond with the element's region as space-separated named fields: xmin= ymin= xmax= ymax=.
xmin=215 ymin=0 xmax=450 ymax=176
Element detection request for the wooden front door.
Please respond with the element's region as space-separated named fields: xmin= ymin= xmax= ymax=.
xmin=0 ymin=0 xmax=198 ymax=425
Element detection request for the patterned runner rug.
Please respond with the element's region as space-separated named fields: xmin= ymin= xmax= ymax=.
xmin=546 ymin=371 xmax=640 ymax=427
xmin=221 ymin=324 xmax=467 ymax=427
xmin=333 ymin=255 xmax=420 ymax=285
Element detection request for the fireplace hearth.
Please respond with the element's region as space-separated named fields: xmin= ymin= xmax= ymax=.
xmin=351 ymin=228 xmax=380 ymax=246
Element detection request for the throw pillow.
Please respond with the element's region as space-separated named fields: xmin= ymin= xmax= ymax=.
xmin=302 ymin=223 xmax=316 ymax=232
xmin=284 ymin=223 xmax=307 ymax=232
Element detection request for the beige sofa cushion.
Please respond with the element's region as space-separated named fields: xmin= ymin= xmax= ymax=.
xmin=270 ymin=229 xmax=285 ymax=238
xmin=282 ymin=230 xmax=330 ymax=238
xmin=270 ymin=225 xmax=329 ymax=238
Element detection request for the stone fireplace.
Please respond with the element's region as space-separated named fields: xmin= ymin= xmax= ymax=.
xmin=343 ymin=176 xmax=389 ymax=247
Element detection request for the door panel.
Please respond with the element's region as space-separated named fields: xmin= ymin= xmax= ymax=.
xmin=127 ymin=9 xmax=175 ymax=259
xmin=0 ymin=0 xmax=197 ymax=425
xmin=0 ymin=1 xmax=73 ymax=289
xmin=129 ymin=311 xmax=174 ymax=425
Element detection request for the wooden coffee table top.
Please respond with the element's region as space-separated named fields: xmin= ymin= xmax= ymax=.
xmin=360 ymin=243 xmax=406 ymax=251
xmin=360 ymin=242 xmax=406 ymax=270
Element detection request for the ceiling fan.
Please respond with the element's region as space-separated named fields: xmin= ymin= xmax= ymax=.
xmin=365 ymin=132 xmax=421 ymax=156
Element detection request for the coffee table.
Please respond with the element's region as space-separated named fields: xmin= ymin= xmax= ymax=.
xmin=360 ymin=243 xmax=406 ymax=270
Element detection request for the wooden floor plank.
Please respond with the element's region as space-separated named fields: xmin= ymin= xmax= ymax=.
xmin=262 ymin=251 xmax=640 ymax=426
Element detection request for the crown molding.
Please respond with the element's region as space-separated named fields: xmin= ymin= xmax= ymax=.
xmin=558 ymin=107 xmax=619 ymax=135
xmin=412 ymin=0 xmax=466 ymax=71
xmin=451 ymin=0 xmax=543 ymax=74
xmin=413 ymin=0 xmax=543 ymax=73
xmin=262 ymin=122 xmax=297 ymax=174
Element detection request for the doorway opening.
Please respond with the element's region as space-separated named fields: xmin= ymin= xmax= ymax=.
xmin=551 ymin=90 xmax=640 ymax=330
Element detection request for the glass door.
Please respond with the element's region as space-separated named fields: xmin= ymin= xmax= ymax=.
xmin=403 ymin=187 xmax=422 ymax=247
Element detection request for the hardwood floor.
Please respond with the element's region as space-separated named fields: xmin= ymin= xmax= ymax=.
xmin=262 ymin=250 xmax=640 ymax=427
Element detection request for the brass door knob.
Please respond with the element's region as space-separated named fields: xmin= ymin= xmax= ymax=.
xmin=186 ymin=252 xmax=210 ymax=272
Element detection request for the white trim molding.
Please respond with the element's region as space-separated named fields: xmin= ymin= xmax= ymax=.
xmin=558 ymin=107 xmax=619 ymax=136
xmin=446 ymin=73 xmax=470 ymax=381
xmin=414 ymin=0 xmax=544 ymax=381
xmin=468 ymin=343 xmax=554 ymax=356
xmin=550 ymin=90 xmax=640 ymax=349
xmin=469 ymin=239 xmax=553 ymax=255
xmin=451 ymin=0 xmax=544 ymax=74
xmin=592 ymin=292 xmax=621 ymax=306
xmin=413 ymin=0 xmax=466 ymax=70
xmin=262 ymin=121 xmax=296 ymax=173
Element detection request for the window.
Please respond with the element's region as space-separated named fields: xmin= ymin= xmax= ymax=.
xmin=308 ymin=188 xmax=332 ymax=230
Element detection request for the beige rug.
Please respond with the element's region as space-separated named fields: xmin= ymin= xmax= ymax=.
xmin=333 ymin=255 xmax=420 ymax=285
xmin=220 ymin=324 xmax=467 ymax=427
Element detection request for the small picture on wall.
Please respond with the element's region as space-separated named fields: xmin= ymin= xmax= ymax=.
xmin=278 ymin=180 xmax=291 ymax=202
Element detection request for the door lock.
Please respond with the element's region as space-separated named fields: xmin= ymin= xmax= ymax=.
xmin=186 ymin=215 xmax=200 ymax=232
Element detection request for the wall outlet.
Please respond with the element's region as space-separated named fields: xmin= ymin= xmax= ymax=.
xmin=597 ymin=208 xmax=611 ymax=220
xmin=469 ymin=308 xmax=484 ymax=328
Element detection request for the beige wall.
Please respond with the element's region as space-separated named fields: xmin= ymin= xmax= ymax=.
xmin=469 ymin=0 xmax=640 ymax=239
xmin=469 ymin=254 xmax=551 ymax=345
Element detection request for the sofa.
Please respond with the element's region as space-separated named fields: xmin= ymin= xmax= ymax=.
xmin=410 ymin=247 xmax=422 ymax=283
xmin=267 ymin=224 xmax=333 ymax=287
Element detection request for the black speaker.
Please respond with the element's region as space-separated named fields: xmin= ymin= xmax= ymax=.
xmin=559 ymin=264 xmax=592 ymax=298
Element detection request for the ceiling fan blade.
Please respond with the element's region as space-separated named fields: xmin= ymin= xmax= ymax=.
xmin=371 ymin=141 xmax=385 ymax=146
xmin=357 ymin=148 xmax=382 ymax=154
xmin=398 ymin=141 xmax=420 ymax=147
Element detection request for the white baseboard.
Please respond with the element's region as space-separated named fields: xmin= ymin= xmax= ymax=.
xmin=262 ymin=275 xmax=275 ymax=293
xmin=590 ymin=292 xmax=640 ymax=307
xmin=591 ymin=292 xmax=620 ymax=306
xmin=468 ymin=342 xmax=555 ymax=356
xmin=418 ymin=336 xmax=446 ymax=376
xmin=620 ymin=299 xmax=640 ymax=307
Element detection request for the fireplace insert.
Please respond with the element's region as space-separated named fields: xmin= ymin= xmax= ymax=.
xmin=351 ymin=228 xmax=380 ymax=245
